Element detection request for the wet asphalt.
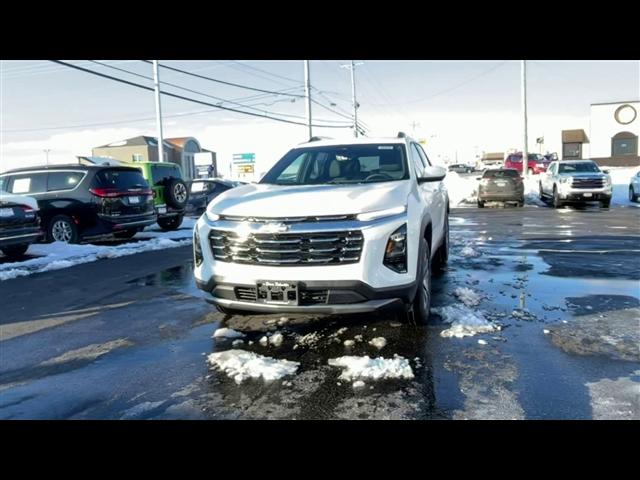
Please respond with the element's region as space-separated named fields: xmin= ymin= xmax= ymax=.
xmin=0 ymin=204 xmax=638 ymax=419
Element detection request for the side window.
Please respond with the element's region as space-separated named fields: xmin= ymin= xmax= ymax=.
xmin=416 ymin=144 xmax=432 ymax=166
xmin=7 ymin=173 xmax=47 ymax=194
xmin=47 ymin=171 xmax=84 ymax=191
xmin=410 ymin=144 xmax=426 ymax=177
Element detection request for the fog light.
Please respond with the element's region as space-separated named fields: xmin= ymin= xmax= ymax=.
xmin=193 ymin=228 xmax=203 ymax=267
xmin=384 ymin=223 xmax=407 ymax=273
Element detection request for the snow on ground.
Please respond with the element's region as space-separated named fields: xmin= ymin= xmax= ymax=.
xmin=431 ymin=305 xmax=500 ymax=338
xmin=212 ymin=328 xmax=246 ymax=339
xmin=327 ymin=355 xmax=414 ymax=381
xmin=368 ymin=337 xmax=387 ymax=349
xmin=454 ymin=287 xmax=483 ymax=307
xmin=207 ymin=349 xmax=299 ymax=384
xmin=0 ymin=237 xmax=191 ymax=281
xmin=443 ymin=171 xmax=478 ymax=206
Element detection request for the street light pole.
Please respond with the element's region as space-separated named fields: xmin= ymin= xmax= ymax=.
xmin=152 ymin=60 xmax=165 ymax=163
xmin=44 ymin=149 xmax=50 ymax=166
xmin=521 ymin=60 xmax=529 ymax=179
xmin=304 ymin=60 xmax=313 ymax=139
xmin=341 ymin=61 xmax=363 ymax=137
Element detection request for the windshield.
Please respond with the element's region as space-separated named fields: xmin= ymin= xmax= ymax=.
xmin=260 ymin=144 xmax=409 ymax=186
xmin=558 ymin=162 xmax=601 ymax=174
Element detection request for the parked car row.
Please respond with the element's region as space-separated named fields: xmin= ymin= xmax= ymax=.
xmin=504 ymin=152 xmax=550 ymax=175
xmin=447 ymin=163 xmax=475 ymax=174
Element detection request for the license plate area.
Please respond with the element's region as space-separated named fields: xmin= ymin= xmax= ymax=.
xmin=257 ymin=281 xmax=298 ymax=305
xmin=0 ymin=208 xmax=14 ymax=218
xmin=583 ymin=192 xmax=593 ymax=197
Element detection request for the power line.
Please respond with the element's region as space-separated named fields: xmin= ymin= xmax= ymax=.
xmin=369 ymin=61 xmax=509 ymax=106
xmin=89 ymin=60 xmax=351 ymax=125
xmin=49 ymin=61 xmax=354 ymax=129
xmin=143 ymin=60 xmax=305 ymax=99
xmin=227 ymin=60 xmax=303 ymax=85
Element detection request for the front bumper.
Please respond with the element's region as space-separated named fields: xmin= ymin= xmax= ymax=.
xmin=558 ymin=185 xmax=612 ymax=201
xmin=195 ymin=278 xmax=413 ymax=313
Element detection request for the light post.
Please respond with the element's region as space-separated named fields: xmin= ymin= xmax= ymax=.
xmin=44 ymin=149 xmax=51 ymax=166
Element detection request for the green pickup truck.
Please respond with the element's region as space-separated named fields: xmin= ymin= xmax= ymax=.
xmin=128 ymin=162 xmax=189 ymax=230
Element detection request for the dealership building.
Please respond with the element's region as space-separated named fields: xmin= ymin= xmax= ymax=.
xmin=561 ymin=100 xmax=639 ymax=166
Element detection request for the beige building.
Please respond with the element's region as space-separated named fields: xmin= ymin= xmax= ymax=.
xmin=92 ymin=136 xmax=216 ymax=180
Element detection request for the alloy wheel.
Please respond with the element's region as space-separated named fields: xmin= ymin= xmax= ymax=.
xmin=52 ymin=220 xmax=73 ymax=242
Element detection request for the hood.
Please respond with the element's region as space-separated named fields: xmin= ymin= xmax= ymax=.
xmin=208 ymin=181 xmax=411 ymax=218
xmin=0 ymin=191 xmax=39 ymax=210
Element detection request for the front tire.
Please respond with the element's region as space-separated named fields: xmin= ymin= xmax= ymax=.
xmin=48 ymin=214 xmax=80 ymax=244
xmin=630 ymin=186 xmax=638 ymax=202
xmin=552 ymin=186 xmax=563 ymax=209
xmin=601 ymin=199 xmax=611 ymax=208
xmin=433 ymin=214 xmax=449 ymax=273
xmin=1 ymin=243 xmax=29 ymax=259
xmin=477 ymin=200 xmax=485 ymax=208
xmin=409 ymin=238 xmax=432 ymax=325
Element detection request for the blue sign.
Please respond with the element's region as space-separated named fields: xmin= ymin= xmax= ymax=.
xmin=232 ymin=153 xmax=255 ymax=164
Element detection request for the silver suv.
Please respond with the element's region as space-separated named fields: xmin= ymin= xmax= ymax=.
xmin=539 ymin=160 xmax=612 ymax=208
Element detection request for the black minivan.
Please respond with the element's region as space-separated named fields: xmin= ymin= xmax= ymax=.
xmin=0 ymin=165 xmax=156 ymax=243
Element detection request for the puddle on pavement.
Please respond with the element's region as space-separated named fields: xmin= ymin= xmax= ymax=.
xmin=126 ymin=261 xmax=204 ymax=298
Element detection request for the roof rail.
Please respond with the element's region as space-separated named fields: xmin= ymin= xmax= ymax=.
xmin=397 ymin=131 xmax=407 ymax=138
xmin=309 ymin=136 xmax=332 ymax=142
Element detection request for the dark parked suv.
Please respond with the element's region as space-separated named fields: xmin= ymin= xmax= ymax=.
xmin=0 ymin=165 xmax=156 ymax=243
xmin=477 ymin=168 xmax=524 ymax=207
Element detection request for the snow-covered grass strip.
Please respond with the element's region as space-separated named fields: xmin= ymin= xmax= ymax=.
xmin=0 ymin=237 xmax=191 ymax=281
xmin=431 ymin=305 xmax=499 ymax=338
xmin=207 ymin=349 xmax=299 ymax=384
xmin=328 ymin=355 xmax=414 ymax=381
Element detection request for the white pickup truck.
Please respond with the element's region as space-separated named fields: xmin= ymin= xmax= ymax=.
xmin=539 ymin=160 xmax=612 ymax=208
xmin=193 ymin=134 xmax=449 ymax=324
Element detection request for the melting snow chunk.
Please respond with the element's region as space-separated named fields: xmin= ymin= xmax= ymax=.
xmin=213 ymin=328 xmax=246 ymax=340
xmin=352 ymin=380 xmax=366 ymax=389
xmin=478 ymin=339 xmax=488 ymax=345
xmin=460 ymin=246 xmax=481 ymax=258
xmin=232 ymin=339 xmax=244 ymax=347
xmin=328 ymin=355 xmax=414 ymax=381
xmin=207 ymin=349 xmax=299 ymax=384
xmin=259 ymin=336 xmax=269 ymax=346
xmin=368 ymin=337 xmax=387 ymax=349
xmin=454 ymin=287 xmax=483 ymax=307
xmin=432 ymin=305 xmax=499 ymax=338
xmin=269 ymin=333 xmax=284 ymax=347
xmin=343 ymin=339 xmax=355 ymax=347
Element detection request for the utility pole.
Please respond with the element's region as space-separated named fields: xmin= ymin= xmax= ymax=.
xmin=410 ymin=121 xmax=420 ymax=137
xmin=521 ymin=60 xmax=529 ymax=178
xmin=44 ymin=149 xmax=50 ymax=166
xmin=341 ymin=61 xmax=363 ymax=137
xmin=152 ymin=60 xmax=165 ymax=163
xmin=304 ymin=60 xmax=313 ymax=139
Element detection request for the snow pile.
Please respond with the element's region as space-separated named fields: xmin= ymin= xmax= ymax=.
xmin=454 ymin=287 xmax=483 ymax=307
xmin=608 ymin=166 xmax=640 ymax=206
xmin=444 ymin=171 xmax=478 ymax=206
xmin=212 ymin=328 xmax=246 ymax=340
xmin=328 ymin=355 xmax=414 ymax=381
xmin=352 ymin=380 xmax=366 ymax=389
xmin=207 ymin=349 xmax=299 ymax=384
xmin=432 ymin=305 xmax=499 ymax=338
xmin=368 ymin=337 xmax=387 ymax=349
xmin=0 ymin=237 xmax=191 ymax=281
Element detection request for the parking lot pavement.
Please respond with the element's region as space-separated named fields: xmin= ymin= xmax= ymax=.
xmin=0 ymin=206 xmax=638 ymax=419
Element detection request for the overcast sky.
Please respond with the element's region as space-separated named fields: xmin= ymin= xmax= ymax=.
xmin=1 ymin=60 xmax=638 ymax=175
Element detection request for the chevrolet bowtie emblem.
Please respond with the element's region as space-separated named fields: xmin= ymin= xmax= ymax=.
xmin=260 ymin=222 xmax=289 ymax=233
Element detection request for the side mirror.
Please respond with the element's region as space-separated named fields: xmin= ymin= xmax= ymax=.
xmin=418 ymin=165 xmax=447 ymax=183
xmin=602 ymin=169 xmax=610 ymax=174
xmin=475 ymin=177 xmax=482 ymax=181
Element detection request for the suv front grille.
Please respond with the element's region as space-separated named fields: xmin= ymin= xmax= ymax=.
xmin=209 ymin=229 xmax=364 ymax=266
xmin=571 ymin=177 xmax=604 ymax=189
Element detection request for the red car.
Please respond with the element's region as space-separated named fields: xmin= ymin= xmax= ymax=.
xmin=504 ymin=153 xmax=549 ymax=175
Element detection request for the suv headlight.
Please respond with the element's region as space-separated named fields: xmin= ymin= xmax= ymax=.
xmin=193 ymin=227 xmax=203 ymax=267
xmin=605 ymin=176 xmax=612 ymax=186
xmin=357 ymin=205 xmax=406 ymax=222
xmin=384 ymin=223 xmax=407 ymax=273
xmin=559 ymin=177 xmax=571 ymax=184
